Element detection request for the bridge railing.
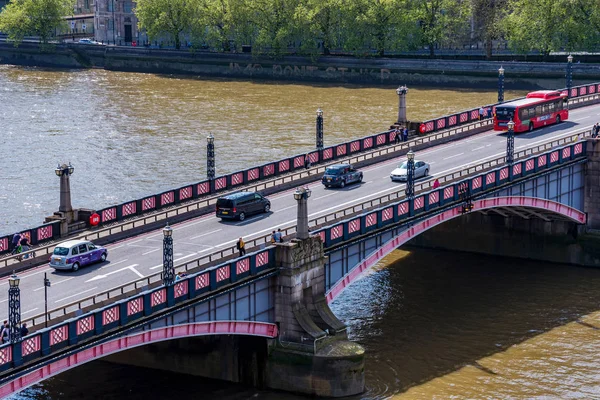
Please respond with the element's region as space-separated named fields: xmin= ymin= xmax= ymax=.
xmin=313 ymin=140 xmax=587 ymax=248
xmin=0 ymin=246 xmax=277 ymax=374
xmin=17 ymin=132 xmax=592 ymax=330
xmin=0 ymin=118 xmax=495 ymax=268
xmin=3 ymin=81 xmax=598 ymax=258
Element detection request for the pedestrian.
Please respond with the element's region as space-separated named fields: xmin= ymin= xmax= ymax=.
xmin=175 ymin=272 xmax=182 ymax=282
xmin=593 ymin=123 xmax=599 ymax=138
xmin=10 ymin=232 xmax=21 ymax=254
xmin=1 ymin=321 xmax=9 ymax=344
xmin=20 ymin=323 xmax=28 ymax=338
xmin=19 ymin=236 xmax=31 ymax=260
xmin=394 ymin=127 xmax=401 ymax=144
xmin=236 ymin=237 xmax=246 ymax=257
xmin=271 ymin=231 xmax=276 ymax=243
xmin=304 ymin=154 xmax=311 ymax=170
xmin=402 ymin=127 xmax=409 ymax=142
xmin=479 ymin=106 xmax=484 ymax=120
xmin=277 ymin=228 xmax=284 ymax=243
xmin=433 ymin=179 xmax=440 ymax=189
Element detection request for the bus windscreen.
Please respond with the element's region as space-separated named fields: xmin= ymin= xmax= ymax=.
xmin=495 ymin=107 xmax=515 ymax=121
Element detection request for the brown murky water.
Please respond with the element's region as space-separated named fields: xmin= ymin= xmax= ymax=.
xmin=0 ymin=65 xmax=526 ymax=235
xmin=10 ymin=247 xmax=600 ymax=400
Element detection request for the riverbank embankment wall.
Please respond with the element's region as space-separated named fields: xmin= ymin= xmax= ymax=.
xmin=1 ymin=42 xmax=599 ymax=89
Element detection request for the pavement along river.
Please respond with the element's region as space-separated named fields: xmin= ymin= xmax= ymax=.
xmin=3 ymin=65 xmax=600 ymax=399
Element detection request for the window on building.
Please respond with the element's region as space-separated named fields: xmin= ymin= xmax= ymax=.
xmin=108 ymin=19 xmax=114 ymax=30
xmin=108 ymin=1 xmax=113 ymax=11
xmin=123 ymin=2 xmax=132 ymax=12
xmin=84 ymin=0 xmax=89 ymax=8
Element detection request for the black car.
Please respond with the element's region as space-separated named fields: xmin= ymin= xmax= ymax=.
xmin=216 ymin=192 xmax=271 ymax=221
xmin=321 ymin=164 xmax=363 ymax=188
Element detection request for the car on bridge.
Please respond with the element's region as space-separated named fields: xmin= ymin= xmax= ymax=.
xmin=390 ymin=160 xmax=430 ymax=182
xmin=49 ymin=240 xmax=107 ymax=271
xmin=321 ymin=164 xmax=363 ymax=188
xmin=216 ymin=191 xmax=271 ymax=221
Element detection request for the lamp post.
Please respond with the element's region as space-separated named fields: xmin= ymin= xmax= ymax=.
xmin=498 ymin=66 xmax=505 ymax=103
xmin=44 ymin=273 xmax=51 ymax=328
xmin=396 ymin=85 xmax=408 ymax=125
xmin=54 ymin=162 xmax=74 ymax=213
xmin=294 ymin=187 xmax=312 ymax=240
xmin=112 ymin=0 xmax=116 ymax=45
xmin=405 ymin=150 xmax=415 ymax=200
xmin=506 ymin=119 xmax=515 ymax=165
xmin=207 ymin=133 xmax=215 ymax=180
xmin=566 ymin=54 xmax=573 ymax=98
xmin=8 ymin=273 xmax=21 ymax=343
xmin=316 ymin=108 xmax=324 ymax=150
xmin=162 ymin=224 xmax=174 ymax=286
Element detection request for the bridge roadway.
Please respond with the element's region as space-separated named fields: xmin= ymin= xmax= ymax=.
xmin=1 ymin=104 xmax=599 ymax=323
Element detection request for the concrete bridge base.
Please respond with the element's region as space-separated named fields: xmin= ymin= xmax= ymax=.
xmin=268 ymin=236 xmax=365 ymax=397
xmin=408 ymin=212 xmax=600 ymax=267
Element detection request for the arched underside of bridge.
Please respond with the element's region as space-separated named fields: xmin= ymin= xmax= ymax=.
xmin=0 ymin=321 xmax=278 ymax=398
xmin=326 ymin=196 xmax=586 ymax=303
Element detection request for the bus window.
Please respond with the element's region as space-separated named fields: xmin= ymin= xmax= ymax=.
xmin=536 ymin=105 xmax=542 ymax=114
xmin=495 ymin=107 xmax=515 ymax=121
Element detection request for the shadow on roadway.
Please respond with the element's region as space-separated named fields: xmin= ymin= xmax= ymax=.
xmin=497 ymin=121 xmax=579 ymax=140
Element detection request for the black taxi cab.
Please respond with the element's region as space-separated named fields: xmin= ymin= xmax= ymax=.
xmin=321 ymin=164 xmax=363 ymax=188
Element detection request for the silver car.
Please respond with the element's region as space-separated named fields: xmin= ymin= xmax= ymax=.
xmin=390 ymin=160 xmax=430 ymax=182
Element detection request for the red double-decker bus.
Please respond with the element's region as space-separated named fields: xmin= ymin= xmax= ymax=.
xmin=493 ymin=90 xmax=569 ymax=133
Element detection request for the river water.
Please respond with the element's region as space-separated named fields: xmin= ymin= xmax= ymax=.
xmin=11 ymin=247 xmax=600 ymax=400
xmin=0 ymin=65 xmax=525 ymax=236
xmin=4 ymin=66 xmax=599 ymax=399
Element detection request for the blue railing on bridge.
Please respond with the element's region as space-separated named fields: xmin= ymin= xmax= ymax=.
xmin=1 ymin=81 xmax=598 ymax=256
xmin=313 ymin=141 xmax=587 ymax=248
xmin=0 ymin=246 xmax=276 ymax=372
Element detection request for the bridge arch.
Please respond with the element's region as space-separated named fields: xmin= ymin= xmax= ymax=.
xmin=326 ymin=196 xmax=586 ymax=303
xmin=0 ymin=321 xmax=278 ymax=398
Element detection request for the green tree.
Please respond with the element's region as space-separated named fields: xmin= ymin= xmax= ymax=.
xmin=471 ymin=0 xmax=508 ymax=59
xmin=194 ymin=0 xmax=251 ymax=51
xmin=135 ymin=0 xmax=198 ymax=49
xmin=409 ymin=0 xmax=471 ymax=57
xmin=294 ymin=0 xmax=345 ymax=55
xmin=342 ymin=0 xmax=412 ymax=57
xmin=244 ymin=0 xmax=299 ymax=56
xmin=0 ymin=0 xmax=74 ymax=46
xmin=504 ymin=0 xmax=584 ymax=56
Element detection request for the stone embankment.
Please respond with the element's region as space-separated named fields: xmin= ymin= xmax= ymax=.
xmin=1 ymin=41 xmax=600 ymax=88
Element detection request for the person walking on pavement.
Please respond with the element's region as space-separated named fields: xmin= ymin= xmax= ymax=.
xmin=402 ymin=127 xmax=409 ymax=142
xmin=433 ymin=179 xmax=440 ymax=189
xmin=236 ymin=237 xmax=246 ymax=257
xmin=593 ymin=123 xmax=599 ymax=138
xmin=271 ymin=231 xmax=276 ymax=243
xmin=277 ymin=228 xmax=284 ymax=242
xmin=10 ymin=232 xmax=21 ymax=254
xmin=1 ymin=321 xmax=9 ymax=344
xmin=20 ymin=323 xmax=28 ymax=338
xmin=479 ymin=106 xmax=484 ymax=120
xmin=394 ymin=127 xmax=402 ymax=144
xmin=304 ymin=154 xmax=311 ymax=171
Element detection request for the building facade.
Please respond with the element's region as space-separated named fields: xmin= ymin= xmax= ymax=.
xmin=93 ymin=0 xmax=139 ymax=44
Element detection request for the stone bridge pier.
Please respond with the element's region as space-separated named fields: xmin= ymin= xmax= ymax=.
xmin=268 ymin=235 xmax=365 ymax=397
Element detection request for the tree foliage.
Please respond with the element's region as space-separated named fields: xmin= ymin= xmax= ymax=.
xmin=135 ymin=0 xmax=198 ymax=49
xmin=471 ymin=0 xmax=508 ymax=59
xmin=0 ymin=0 xmax=75 ymax=46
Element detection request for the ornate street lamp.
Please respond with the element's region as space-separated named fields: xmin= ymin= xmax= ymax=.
xmin=8 ymin=273 xmax=21 ymax=343
xmin=396 ymin=85 xmax=408 ymax=125
xmin=207 ymin=133 xmax=215 ymax=180
xmin=54 ymin=162 xmax=74 ymax=213
xmin=294 ymin=187 xmax=312 ymax=240
xmin=506 ymin=119 xmax=515 ymax=165
xmin=162 ymin=224 xmax=174 ymax=286
xmin=405 ymin=150 xmax=415 ymax=200
xmin=498 ymin=66 xmax=505 ymax=103
xmin=566 ymin=55 xmax=573 ymax=99
xmin=316 ymin=108 xmax=324 ymax=150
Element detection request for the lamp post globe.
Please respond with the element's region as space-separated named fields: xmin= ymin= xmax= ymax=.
xmin=55 ymin=164 xmax=62 ymax=177
xmin=407 ymin=150 xmax=415 ymax=161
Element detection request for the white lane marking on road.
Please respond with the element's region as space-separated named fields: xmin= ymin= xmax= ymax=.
xmin=0 ymin=299 xmax=7 ymax=304
xmin=443 ymin=153 xmax=464 ymax=160
xmin=130 ymin=266 xmax=144 ymax=278
xmin=85 ymin=264 xmax=140 ymax=282
xmin=22 ymin=308 xmax=39 ymax=315
xmin=142 ymin=248 xmax=161 ymax=255
xmin=309 ymin=193 xmax=336 ymax=201
xmin=33 ymin=277 xmax=74 ymax=291
xmin=573 ymin=117 xmax=589 ymax=121
xmin=190 ymin=229 xmax=222 ymax=240
xmin=471 ymin=146 xmax=485 ymax=151
xmin=234 ymin=216 xmax=263 ymax=226
xmin=55 ymin=287 xmax=98 ymax=303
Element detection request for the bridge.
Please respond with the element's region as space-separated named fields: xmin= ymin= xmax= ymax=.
xmin=1 ymin=82 xmax=600 ymax=398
